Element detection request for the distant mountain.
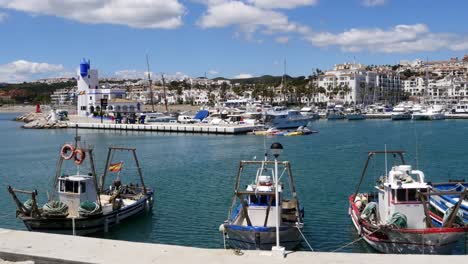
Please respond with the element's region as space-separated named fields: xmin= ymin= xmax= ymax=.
xmin=230 ymin=75 xmax=295 ymax=86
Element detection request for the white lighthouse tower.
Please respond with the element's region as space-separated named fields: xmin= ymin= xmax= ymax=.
xmin=76 ymin=58 xmax=139 ymax=118
xmin=77 ymin=59 xmax=99 ymax=116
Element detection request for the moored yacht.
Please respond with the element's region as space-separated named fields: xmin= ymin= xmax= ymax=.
xmin=299 ymin=106 xmax=320 ymax=120
xmin=412 ymin=105 xmax=445 ymax=120
xmin=264 ymin=107 xmax=314 ymax=129
xmin=391 ymin=104 xmax=412 ymax=121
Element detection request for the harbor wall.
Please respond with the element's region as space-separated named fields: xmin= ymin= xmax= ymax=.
xmin=0 ymin=229 xmax=465 ymax=264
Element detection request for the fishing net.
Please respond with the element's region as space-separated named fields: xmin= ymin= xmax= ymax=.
xmin=387 ymin=212 xmax=407 ymax=228
xmin=361 ymin=202 xmax=377 ymax=219
xmin=42 ymin=201 xmax=69 ymax=218
xmin=78 ymin=201 xmax=102 ymax=217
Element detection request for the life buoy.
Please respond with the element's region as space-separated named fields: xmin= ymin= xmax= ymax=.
xmin=74 ymin=149 xmax=86 ymax=165
xmin=60 ymin=144 xmax=75 ymax=160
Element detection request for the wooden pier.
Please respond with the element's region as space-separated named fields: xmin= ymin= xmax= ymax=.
xmin=68 ymin=122 xmax=264 ymax=134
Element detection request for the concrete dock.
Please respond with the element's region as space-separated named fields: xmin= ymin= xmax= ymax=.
xmin=0 ymin=229 xmax=465 ymax=264
xmin=68 ymin=122 xmax=264 ymax=134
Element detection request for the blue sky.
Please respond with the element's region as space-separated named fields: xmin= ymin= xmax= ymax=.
xmin=0 ymin=0 xmax=467 ymax=82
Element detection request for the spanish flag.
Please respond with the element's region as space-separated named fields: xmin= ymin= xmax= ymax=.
xmin=109 ymin=162 xmax=123 ymax=172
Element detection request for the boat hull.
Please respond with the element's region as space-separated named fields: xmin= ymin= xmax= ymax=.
xmin=349 ymin=197 xmax=467 ymax=254
xmin=428 ymin=183 xmax=468 ymax=224
xmin=346 ymin=114 xmax=366 ymax=120
xmin=391 ymin=113 xmax=412 ymax=120
xmin=20 ymin=192 xmax=153 ymax=235
xmin=327 ymin=114 xmax=346 ymax=120
xmin=412 ymin=113 xmax=445 ymax=120
xmin=267 ymin=118 xmax=313 ymax=129
xmin=223 ymin=224 xmax=302 ymax=250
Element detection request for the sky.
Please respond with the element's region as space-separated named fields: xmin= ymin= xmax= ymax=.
xmin=0 ymin=0 xmax=467 ymax=83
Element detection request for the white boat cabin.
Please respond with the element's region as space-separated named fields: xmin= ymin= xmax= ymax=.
xmin=58 ymin=175 xmax=98 ymax=217
xmin=376 ymin=165 xmax=428 ymax=228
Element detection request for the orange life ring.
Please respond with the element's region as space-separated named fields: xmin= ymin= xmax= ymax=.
xmin=74 ymin=149 xmax=86 ymax=165
xmin=60 ymin=144 xmax=75 ymax=160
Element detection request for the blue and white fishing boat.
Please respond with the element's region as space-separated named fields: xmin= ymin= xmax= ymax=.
xmin=220 ymin=143 xmax=304 ymax=251
xmin=429 ymin=182 xmax=468 ymax=226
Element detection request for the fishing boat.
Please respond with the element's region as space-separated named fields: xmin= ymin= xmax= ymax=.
xmin=428 ymin=181 xmax=468 ymax=226
xmin=349 ymin=150 xmax=467 ymax=254
xmin=7 ymin=132 xmax=154 ymax=235
xmin=220 ymin=143 xmax=304 ymax=251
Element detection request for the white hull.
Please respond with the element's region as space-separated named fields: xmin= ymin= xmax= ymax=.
xmin=266 ymin=118 xmax=312 ymax=129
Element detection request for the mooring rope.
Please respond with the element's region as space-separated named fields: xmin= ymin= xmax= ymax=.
xmin=331 ymin=227 xmax=382 ymax=252
xmin=296 ymin=224 xmax=314 ymax=251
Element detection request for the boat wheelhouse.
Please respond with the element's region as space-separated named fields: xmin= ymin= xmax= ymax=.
xmin=349 ymin=151 xmax=467 ymax=254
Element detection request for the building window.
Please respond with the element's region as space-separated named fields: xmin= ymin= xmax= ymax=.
xmin=81 ymin=106 xmax=86 ymax=110
xmin=90 ymin=96 xmax=92 ymax=100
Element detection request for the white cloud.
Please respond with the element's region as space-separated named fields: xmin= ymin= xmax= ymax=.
xmin=0 ymin=0 xmax=185 ymax=29
xmin=305 ymin=24 xmax=468 ymax=53
xmin=0 ymin=12 xmax=8 ymax=22
xmin=0 ymin=60 xmax=65 ymax=83
xmin=362 ymin=0 xmax=386 ymax=6
xmin=198 ymin=1 xmax=310 ymax=40
xmin=247 ymin=0 xmax=318 ymax=9
xmin=233 ymin=73 xmax=253 ymax=79
xmin=208 ymin=70 xmax=219 ymax=75
xmin=275 ymin=36 xmax=289 ymax=43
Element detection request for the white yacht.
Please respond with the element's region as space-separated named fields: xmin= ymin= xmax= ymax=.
xmin=391 ymin=104 xmax=412 ymax=120
xmin=145 ymin=112 xmax=176 ymax=123
xmin=299 ymin=106 xmax=320 ymax=120
xmin=412 ymin=105 xmax=445 ymax=120
xmin=264 ymin=107 xmax=314 ymax=129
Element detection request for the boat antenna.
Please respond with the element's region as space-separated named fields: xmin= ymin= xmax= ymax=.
xmin=384 ymin=144 xmax=388 ymax=179
xmin=146 ymin=54 xmax=155 ymax=112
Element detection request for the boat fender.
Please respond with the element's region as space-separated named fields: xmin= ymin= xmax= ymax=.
xmin=219 ymin=224 xmax=225 ymax=232
xmin=60 ymin=144 xmax=75 ymax=160
xmin=74 ymin=149 xmax=86 ymax=165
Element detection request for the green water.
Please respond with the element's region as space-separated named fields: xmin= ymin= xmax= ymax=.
xmin=0 ymin=113 xmax=467 ymax=253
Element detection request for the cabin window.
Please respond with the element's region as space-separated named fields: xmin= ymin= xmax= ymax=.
xmin=396 ymin=189 xmax=406 ymax=202
xmin=407 ymin=188 xmax=418 ymax=201
xmin=61 ymin=180 xmax=79 ymax=193
xmin=80 ymin=182 xmax=86 ymax=193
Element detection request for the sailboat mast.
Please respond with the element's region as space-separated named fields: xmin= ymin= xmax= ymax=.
xmin=162 ymin=74 xmax=168 ymax=113
xmin=146 ymin=54 xmax=155 ymax=112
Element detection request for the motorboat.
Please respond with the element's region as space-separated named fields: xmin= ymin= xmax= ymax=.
xmin=412 ymin=105 xmax=445 ymax=120
xmin=299 ymin=107 xmax=320 ymax=120
xmin=391 ymin=105 xmax=412 ymax=121
xmin=428 ymin=181 xmax=467 ymax=226
xmin=7 ymin=133 xmax=154 ymax=235
xmin=145 ymin=112 xmax=176 ymax=123
xmin=326 ymin=109 xmax=346 ymax=120
xmin=346 ymin=109 xmax=366 ymax=120
xmin=264 ymin=107 xmax=314 ymax=129
xmin=451 ymin=103 xmax=468 ymax=114
xmin=349 ymin=150 xmax=467 ymax=254
xmin=220 ymin=144 xmax=304 ymax=250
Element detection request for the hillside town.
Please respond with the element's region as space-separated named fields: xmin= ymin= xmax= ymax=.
xmin=1 ymin=55 xmax=468 ymax=110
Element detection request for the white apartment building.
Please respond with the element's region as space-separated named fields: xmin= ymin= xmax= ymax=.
xmin=316 ymin=63 xmax=401 ymax=104
xmin=50 ymin=88 xmax=76 ymax=105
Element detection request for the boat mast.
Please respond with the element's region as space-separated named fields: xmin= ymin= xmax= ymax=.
xmin=146 ymin=54 xmax=155 ymax=112
xmin=162 ymin=73 xmax=168 ymax=113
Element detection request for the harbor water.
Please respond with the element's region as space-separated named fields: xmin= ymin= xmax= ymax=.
xmin=0 ymin=113 xmax=467 ymax=253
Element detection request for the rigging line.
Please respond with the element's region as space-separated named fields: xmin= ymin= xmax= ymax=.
xmin=331 ymin=227 xmax=382 ymax=252
xmin=296 ymin=224 xmax=314 ymax=251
